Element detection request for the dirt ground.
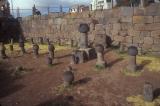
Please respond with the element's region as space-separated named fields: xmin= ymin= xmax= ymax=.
xmin=0 ymin=49 xmax=160 ymax=106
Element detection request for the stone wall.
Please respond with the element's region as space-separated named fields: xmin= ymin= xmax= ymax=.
xmin=21 ymin=3 xmax=160 ymax=55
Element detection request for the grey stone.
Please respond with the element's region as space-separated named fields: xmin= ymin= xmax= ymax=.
xmin=143 ymin=82 xmax=153 ymax=102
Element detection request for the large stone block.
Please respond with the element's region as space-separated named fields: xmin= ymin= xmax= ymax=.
xmin=144 ymin=37 xmax=153 ymax=45
xmin=126 ymin=36 xmax=133 ymax=43
xmin=154 ymin=16 xmax=160 ymax=23
xmin=133 ymin=36 xmax=144 ymax=44
xmin=119 ymin=31 xmax=128 ymax=36
xmin=108 ymin=18 xmax=120 ymax=23
xmin=121 ymin=23 xmax=133 ymax=30
xmin=128 ymin=29 xmax=140 ymax=37
xmin=134 ymin=8 xmax=145 ymax=16
xmin=133 ymin=16 xmax=153 ymax=24
xmin=144 ymin=3 xmax=160 ymax=16
xmin=151 ymin=30 xmax=160 ymax=38
xmin=152 ymin=45 xmax=160 ymax=51
xmin=95 ymin=30 xmax=106 ymax=35
xmin=120 ymin=16 xmax=132 ymax=23
xmin=95 ymin=24 xmax=105 ymax=31
xmin=139 ymin=31 xmax=151 ymax=37
xmin=143 ymin=44 xmax=152 ymax=50
xmin=134 ymin=23 xmax=160 ymax=31
xmin=94 ymin=34 xmax=107 ymax=48
xmin=120 ymin=7 xmax=134 ymax=17
xmin=153 ymin=38 xmax=160 ymax=44
xmin=113 ymin=23 xmax=121 ymax=31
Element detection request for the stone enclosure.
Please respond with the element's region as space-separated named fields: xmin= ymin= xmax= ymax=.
xmin=21 ymin=3 xmax=160 ymax=55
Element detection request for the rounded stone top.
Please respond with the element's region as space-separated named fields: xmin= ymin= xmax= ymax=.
xmin=95 ymin=44 xmax=104 ymax=53
xmin=79 ymin=23 xmax=90 ymax=33
xmin=128 ymin=46 xmax=138 ymax=56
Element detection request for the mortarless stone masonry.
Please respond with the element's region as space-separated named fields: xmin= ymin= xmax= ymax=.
xmin=21 ymin=4 xmax=160 ymax=55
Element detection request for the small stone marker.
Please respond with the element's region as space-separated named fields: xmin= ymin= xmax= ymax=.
xmin=0 ymin=42 xmax=7 ymax=59
xmin=63 ymin=66 xmax=74 ymax=87
xmin=9 ymin=39 xmax=14 ymax=52
xmin=19 ymin=38 xmax=26 ymax=54
xmin=95 ymin=44 xmax=106 ymax=68
xmin=48 ymin=44 xmax=55 ymax=59
xmin=32 ymin=43 xmax=39 ymax=58
xmin=143 ymin=82 xmax=153 ymax=102
xmin=47 ymin=56 xmax=53 ymax=66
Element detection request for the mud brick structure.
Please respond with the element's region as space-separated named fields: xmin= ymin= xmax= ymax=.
xmin=21 ymin=4 xmax=160 ymax=56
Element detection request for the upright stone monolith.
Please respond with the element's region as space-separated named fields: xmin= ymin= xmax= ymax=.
xmin=127 ymin=46 xmax=138 ymax=72
xmin=63 ymin=66 xmax=74 ymax=87
xmin=95 ymin=44 xmax=106 ymax=68
xmin=32 ymin=43 xmax=39 ymax=58
xmin=0 ymin=42 xmax=7 ymax=59
xmin=19 ymin=38 xmax=26 ymax=54
xmin=79 ymin=23 xmax=89 ymax=49
xmin=9 ymin=39 xmax=14 ymax=52
xmin=143 ymin=82 xmax=153 ymax=102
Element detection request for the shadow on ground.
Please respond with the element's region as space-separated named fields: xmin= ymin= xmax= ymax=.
xmin=154 ymin=88 xmax=160 ymax=99
xmin=37 ymin=95 xmax=83 ymax=106
xmin=137 ymin=60 xmax=152 ymax=70
xmin=107 ymin=58 xmax=124 ymax=67
xmin=0 ymin=61 xmax=25 ymax=99
xmin=74 ymin=77 xmax=92 ymax=86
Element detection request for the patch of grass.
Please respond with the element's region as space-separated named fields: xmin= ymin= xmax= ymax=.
xmin=137 ymin=56 xmax=160 ymax=72
xmin=54 ymin=84 xmax=73 ymax=95
xmin=5 ymin=43 xmax=71 ymax=54
xmin=122 ymin=68 xmax=142 ymax=77
xmin=127 ymin=95 xmax=160 ymax=106
xmin=95 ymin=65 xmax=106 ymax=70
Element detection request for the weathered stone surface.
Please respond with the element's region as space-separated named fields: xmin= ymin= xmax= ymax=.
xmin=134 ymin=8 xmax=145 ymax=16
xmin=154 ymin=16 xmax=160 ymax=23
xmin=139 ymin=31 xmax=151 ymax=37
xmin=120 ymin=16 xmax=132 ymax=23
xmin=113 ymin=23 xmax=121 ymax=31
xmin=153 ymin=38 xmax=160 ymax=44
xmin=133 ymin=36 xmax=143 ymax=44
xmin=144 ymin=37 xmax=153 ymax=45
xmin=151 ymin=30 xmax=160 ymax=38
xmin=126 ymin=36 xmax=133 ymax=43
xmin=95 ymin=24 xmax=105 ymax=31
xmin=133 ymin=16 xmax=153 ymax=24
xmin=119 ymin=31 xmax=128 ymax=36
xmin=120 ymin=7 xmax=134 ymax=17
xmin=134 ymin=23 xmax=160 ymax=31
xmin=121 ymin=23 xmax=133 ymax=30
xmin=94 ymin=34 xmax=107 ymax=48
xmin=152 ymin=45 xmax=160 ymax=51
xmin=143 ymin=83 xmax=153 ymax=102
